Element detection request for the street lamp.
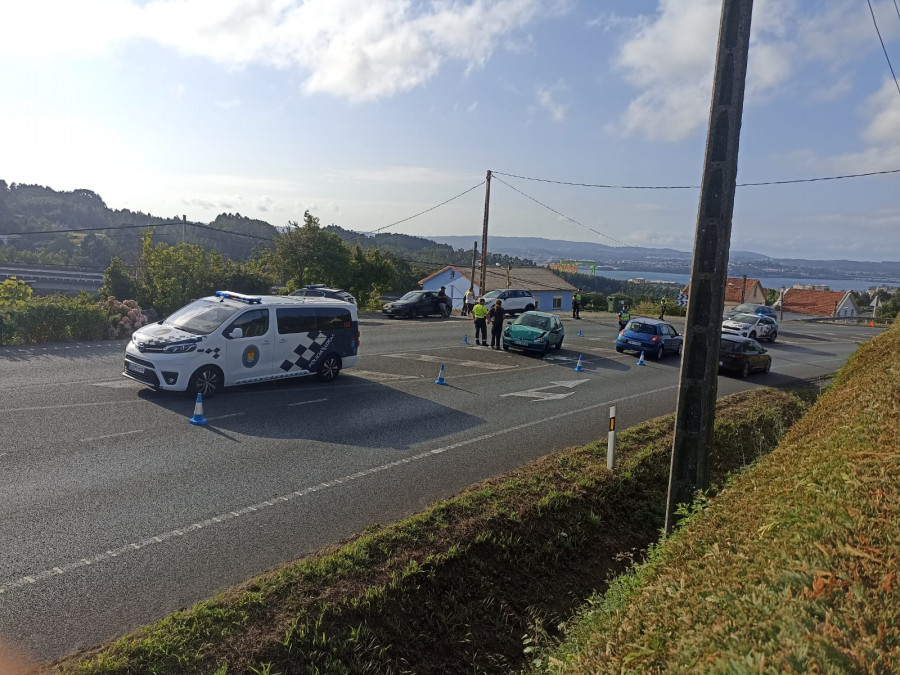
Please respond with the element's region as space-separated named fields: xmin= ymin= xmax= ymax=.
xmin=779 ymin=285 xmax=785 ymax=322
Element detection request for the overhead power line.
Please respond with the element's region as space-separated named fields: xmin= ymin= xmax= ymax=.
xmin=868 ymin=0 xmax=900 ymax=97
xmin=493 ymin=166 xmax=900 ymax=190
xmin=362 ymin=181 xmax=486 ymax=235
xmin=491 ymin=174 xmax=631 ymax=248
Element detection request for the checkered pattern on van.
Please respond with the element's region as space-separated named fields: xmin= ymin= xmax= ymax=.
xmin=279 ymin=331 xmax=328 ymax=371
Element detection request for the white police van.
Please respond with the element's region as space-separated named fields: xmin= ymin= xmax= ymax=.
xmin=123 ymin=291 xmax=359 ymax=397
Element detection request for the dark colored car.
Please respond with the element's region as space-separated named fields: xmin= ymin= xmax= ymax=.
xmin=290 ymin=284 xmax=357 ymax=305
xmin=615 ymin=317 xmax=683 ymax=360
xmin=502 ymin=311 xmax=564 ymax=354
xmin=724 ymin=303 xmax=777 ymax=320
xmin=718 ymin=334 xmax=772 ymax=377
xmin=382 ymin=291 xmax=446 ymax=318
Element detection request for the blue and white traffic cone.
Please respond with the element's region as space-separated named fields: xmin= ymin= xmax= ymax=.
xmin=636 ymin=351 xmax=646 ymax=366
xmin=434 ymin=364 xmax=447 ymax=385
xmin=574 ymin=355 xmax=584 ymax=372
xmin=188 ymin=393 xmax=208 ymax=425
xmin=461 ymin=334 xmax=469 ymax=345
xmin=577 ymin=329 xmax=584 ymax=337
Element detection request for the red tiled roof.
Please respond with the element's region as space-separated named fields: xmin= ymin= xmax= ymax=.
xmin=681 ymin=277 xmax=764 ymax=303
xmin=782 ymin=288 xmax=847 ymax=317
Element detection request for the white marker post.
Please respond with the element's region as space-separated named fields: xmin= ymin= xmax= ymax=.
xmin=607 ymin=405 xmax=616 ymax=470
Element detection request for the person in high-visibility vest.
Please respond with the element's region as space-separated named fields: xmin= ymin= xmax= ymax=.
xmin=618 ymin=305 xmax=631 ymax=330
xmin=572 ymin=289 xmax=582 ymax=319
xmin=472 ymin=297 xmax=489 ymax=345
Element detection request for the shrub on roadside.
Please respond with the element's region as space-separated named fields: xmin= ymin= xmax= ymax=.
xmin=0 ymin=295 xmax=107 ymax=345
xmin=97 ymin=296 xmax=148 ymax=339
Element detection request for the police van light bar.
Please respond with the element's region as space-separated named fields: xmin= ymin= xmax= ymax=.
xmin=215 ymin=291 xmax=262 ymax=304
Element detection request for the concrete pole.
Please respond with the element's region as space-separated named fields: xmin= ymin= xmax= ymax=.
xmin=665 ymin=0 xmax=754 ymax=535
xmin=480 ymin=171 xmax=491 ymax=296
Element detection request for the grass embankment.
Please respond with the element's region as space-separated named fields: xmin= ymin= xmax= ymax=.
xmin=54 ymin=390 xmax=809 ymax=675
xmin=543 ymin=323 xmax=900 ymax=673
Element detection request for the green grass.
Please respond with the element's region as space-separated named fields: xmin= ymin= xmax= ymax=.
xmin=53 ymin=390 xmax=809 ymax=674
xmin=540 ymin=321 xmax=900 ymax=674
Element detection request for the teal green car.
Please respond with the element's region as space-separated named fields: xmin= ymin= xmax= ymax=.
xmin=502 ymin=311 xmax=564 ymax=355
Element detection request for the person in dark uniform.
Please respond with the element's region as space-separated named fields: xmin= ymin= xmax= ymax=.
xmin=488 ymin=299 xmax=505 ymax=350
xmin=437 ymin=286 xmax=450 ymax=317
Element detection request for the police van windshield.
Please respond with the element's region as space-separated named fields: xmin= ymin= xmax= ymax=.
xmin=163 ymin=300 xmax=242 ymax=335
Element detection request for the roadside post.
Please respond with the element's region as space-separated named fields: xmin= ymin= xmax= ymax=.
xmin=607 ymin=405 xmax=616 ymax=471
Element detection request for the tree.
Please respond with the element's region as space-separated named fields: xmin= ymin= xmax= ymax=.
xmin=99 ymin=257 xmax=137 ymax=301
xmin=0 ymin=277 xmax=33 ymax=307
xmin=346 ymin=243 xmax=395 ymax=308
xmin=272 ymin=211 xmax=352 ymax=290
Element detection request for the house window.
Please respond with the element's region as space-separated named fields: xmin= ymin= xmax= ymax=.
xmin=552 ymin=296 xmax=562 ymax=309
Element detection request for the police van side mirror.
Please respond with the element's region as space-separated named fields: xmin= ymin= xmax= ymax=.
xmin=228 ymin=327 xmax=244 ymax=339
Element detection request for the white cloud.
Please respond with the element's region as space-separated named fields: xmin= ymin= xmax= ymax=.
xmin=536 ymin=80 xmax=568 ymax=122
xmin=337 ymin=166 xmax=473 ymax=184
xmin=862 ymin=79 xmax=900 ymax=145
xmin=0 ymin=0 xmax=559 ymax=102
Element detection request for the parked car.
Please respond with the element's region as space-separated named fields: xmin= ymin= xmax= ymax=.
xmin=502 ymin=311 xmax=564 ymax=354
xmin=718 ymin=334 xmax=771 ymax=377
xmin=480 ymin=289 xmax=535 ymax=315
xmin=721 ymin=312 xmax=778 ymax=342
xmin=615 ymin=317 xmax=683 ymax=360
xmin=382 ymin=291 xmax=446 ymax=318
xmin=290 ymin=284 xmax=357 ymax=305
xmin=124 ymin=290 xmax=359 ymax=397
xmin=725 ymin=303 xmax=777 ymax=320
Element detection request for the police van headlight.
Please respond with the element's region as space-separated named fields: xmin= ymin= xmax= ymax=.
xmin=164 ymin=343 xmax=197 ymax=354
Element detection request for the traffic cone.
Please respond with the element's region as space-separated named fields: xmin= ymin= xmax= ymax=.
xmin=574 ymin=355 xmax=584 ymax=372
xmin=461 ymin=334 xmax=469 ymax=344
xmin=577 ymin=329 xmax=584 ymax=337
xmin=636 ymin=351 xmax=646 ymax=366
xmin=869 ymin=321 xmax=875 ymax=327
xmin=434 ymin=364 xmax=447 ymax=385
xmin=188 ymin=393 xmax=208 ymax=425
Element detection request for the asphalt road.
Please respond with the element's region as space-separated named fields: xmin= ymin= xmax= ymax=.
xmin=0 ymin=313 xmax=881 ymax=661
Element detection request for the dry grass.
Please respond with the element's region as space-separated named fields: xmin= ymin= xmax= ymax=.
xmin=544 ymin=322 xmax=900 ymax=674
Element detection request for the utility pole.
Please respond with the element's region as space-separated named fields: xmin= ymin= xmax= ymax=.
xmin=665 ymin=0 xmax=754 ymax=535
xmin=182 ymin=214 xmax=187 ymax=245
xmin=741 ymin=273 xmax=747 ymax=303
xmin=506 ymin=264 xmax=510 ymax=288
xmin=480 ymin=170 xmax=491 ymax=295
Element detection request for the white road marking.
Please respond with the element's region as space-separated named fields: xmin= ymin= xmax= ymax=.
xmin=350 ymin=370 xmax=420 ymax=382
xmin=385 ymin=353 xmax=516 ymax=371
xmin=205 ymin=413 xmax=247 ymax=421
xmin=81 ymin=430 xmax=144 ymax=443
xmin=0 ymin=383 xmax=678 ymax=596
xmin=0 ymin=400 xmax=144 ymax=414
xmin=287 ymin=399 xmax=328 ymax=407
xmin=92 ymin=380 xmax=142 ymax=388
xmin=501 ymin=378 xmax=589 ymax=402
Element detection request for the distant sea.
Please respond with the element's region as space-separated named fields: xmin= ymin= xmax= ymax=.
xmin=583 ymin=269 xmax=899 ymax=293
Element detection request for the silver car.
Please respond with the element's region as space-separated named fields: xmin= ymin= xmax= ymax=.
xmin=721 ymin=313 xmax=778 ymax=342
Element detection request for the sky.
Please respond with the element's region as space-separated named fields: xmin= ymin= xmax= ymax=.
xmin=2 ymin=0 xmax=900 ymax=262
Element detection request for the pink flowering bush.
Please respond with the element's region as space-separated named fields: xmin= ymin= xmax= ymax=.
xmin=98 ymin=296 xmax=148 ymax=339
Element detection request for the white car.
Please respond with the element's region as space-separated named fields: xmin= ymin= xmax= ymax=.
xmin=721 ymin=312 xmax=778 ymax=342
xmin=124 ymin=290 xmax=359 ymax=397
xmin=479 ymin=289 xmax=536 ymax=315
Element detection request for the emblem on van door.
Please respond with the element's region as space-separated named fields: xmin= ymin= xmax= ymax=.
xmin=242 ymin=345 xmax=260 ymax=368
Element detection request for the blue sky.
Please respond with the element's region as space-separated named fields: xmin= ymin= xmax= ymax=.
xmin=2 ymin=0 xmax=900 ymax=262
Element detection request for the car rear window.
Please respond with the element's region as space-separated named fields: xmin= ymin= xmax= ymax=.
xmin=628 ymin=322 xmax=657 ymax=334
xmin=720 ymin=340 xmax=741 ymax=353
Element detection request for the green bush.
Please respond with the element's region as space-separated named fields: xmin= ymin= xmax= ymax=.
xmin=0 ymin=296 xmax=107 ymax=345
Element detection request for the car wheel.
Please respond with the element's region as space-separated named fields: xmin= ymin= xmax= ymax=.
xmin=769 ymin=331 xmax=777 ymax=343
xmin=676 ymin=343 xmax=683 ymax=356
xmin=655 ymin=345 xmax=665 ymax=360
xmin=189 ymin=365 xmax=223 ymax=399
xmin=763 ymin=359 xmax=771 ymax=374
xmin=740 ymin=361 xmax=750 ymax=378
xmin=615 ymin=346 xmax=624 ymax=353
xmin=525 ymin=304 xmax=535 ymax=312
xmin=748 ymin=331 xmax=757 ymax=340
xmin=555 ymin=338 xmax=563 ymax=350
xmin=317 ymin=354 xmax=342 ymax=382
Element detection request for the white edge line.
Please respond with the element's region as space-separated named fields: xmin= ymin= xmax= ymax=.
xmin=80 ymin=430 xmax=145 ymax=443
xmin=288 ymin=398 xmax=329 ymax=407
xmin=0 ymin=383 xmax=678 ymax=596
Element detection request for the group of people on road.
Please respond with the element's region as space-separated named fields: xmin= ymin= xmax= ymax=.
xmin=471 ymin=296 xmax=504 ymax=348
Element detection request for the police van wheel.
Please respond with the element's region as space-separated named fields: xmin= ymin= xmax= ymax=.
xmin=189 ymin=365 xmax=223 ymax=399
xmin=317 ymin=355 xmax=342 ymax=382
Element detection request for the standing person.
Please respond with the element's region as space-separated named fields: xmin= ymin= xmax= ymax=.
xmin=465 ymin=286 xmax=476 ymax=317
xmin=462 ymin=287 xmax=473 ymax=316
xmin=572 ymin=289 xmax=582 ymax=319
xmin=618 ymin=305 xmax=631 ymax=331
xmin=472 ymin=297 xmax=488 ymax=346
xmin=488 ymin=299 xmax=505 ymax=350
xmin=659 ymin=295 xmax=668 ymax=321
xmin=437 ymin=286 xmax=450 ymax=318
